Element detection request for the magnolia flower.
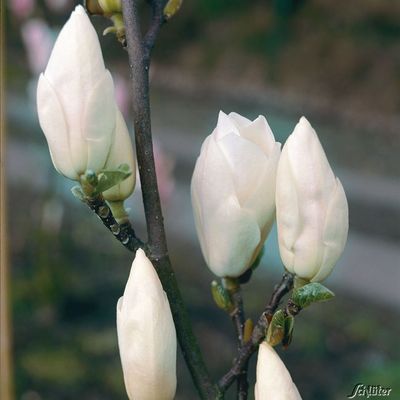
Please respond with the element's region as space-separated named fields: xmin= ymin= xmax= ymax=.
xmin=276 ymin=117 xmax=348 ymax=282
xmin=37 ymin=5 xmax=135 ymax=199
xmin=117 ymin=249 xmax=177 ymax=400
xmin=255 ymin=342 xmax=302 ymax=400
xmin=191 ymin=111 xmax=281 ymax=278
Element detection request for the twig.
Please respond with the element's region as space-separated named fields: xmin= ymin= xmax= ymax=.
xmin=219 ymin=273 xmax=294 ymax=392
xmin=84 ymin=195 xmax=144 ymax=252
xmin=143 ymin=0 xmax=167 ymax=62
xmin=228 ymin=284 xmax=249 ymax=400
xmin=121 ymin=1 xmax=220 ymax=399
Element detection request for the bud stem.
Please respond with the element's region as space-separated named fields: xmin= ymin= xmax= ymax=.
xmin=218 ymin=273 xmax=294 ymax=392
xmin=107 ymin=200 xmax=129 ymax=225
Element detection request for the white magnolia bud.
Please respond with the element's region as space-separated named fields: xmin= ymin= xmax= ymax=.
xmin=102 ymin=109 xmax=136 ymax=202
xmin=191 ymin=111 xmax=281 ymax=278
xmin=37 ymin=5 xmax=117 ymax=180
xmin=276 ymin=117 xmax=348 ymax=282
xmin=116 ymin=249 xmax=177 ymax=400
xmin=255 ymin=342 xmax=302 ymax=400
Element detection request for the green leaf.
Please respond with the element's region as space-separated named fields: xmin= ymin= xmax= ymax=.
xmin=71 ymin=186 xmax=85 ymax=202
xmin=292 ymin=282 xmax=335 ymax=309
xmin=93 ymin=164 xmax=131 ymax=196
xmin=211 ymin=281 xmax=234 ymax=313
xmin=266 ymin=309 xmax=285 ymax=346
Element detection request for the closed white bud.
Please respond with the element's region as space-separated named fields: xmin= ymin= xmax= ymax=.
xmin=117 ymin=249 xmax=177 ymax=400
xmin=102 ymin=109 xmax=136 ymax=202
xmin=255 ymin=342 xmax=302 ymax=400
xmin=276 ymin=117 xmax=349 ymax=282
xmin=37 ymin=5 xmax=135 ymax=192
xmin=191 ymin=111 xmax=281 ymax=278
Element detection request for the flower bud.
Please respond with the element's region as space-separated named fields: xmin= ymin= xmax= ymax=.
xmin=102 ymin=109 xmax=136 ymax=202
xmin=191 ymin=111 xmax=281 ymax=277
xmin=276 ymin=117 xmax=348 ymax=282
xmin=117 ymin=249 xmax=177 ymax=400
xmin=85 ymin=0 xmax=121 ymax=15
xmin=37 ymin=5 xmax=134 ymax=183
xmin=255 ymin=342 xmax=302 ymax=400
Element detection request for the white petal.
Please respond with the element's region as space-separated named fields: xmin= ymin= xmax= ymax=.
xmin=193 ymin=134 xmax=237 ymax=228
xmin=287 ymin=117 xmax=336 ymax=205
xmin=191 ymin=113 xmax=281 ymax=277
xmin=218 ymin=132 xmax=268 ymax=206
xmin=255 ymin=342 xmax=302 ymax=400
xmin=191 ymin=134 xmax=243 ymax=273
xmin=312 ymin=178 xmax=349 ymax=282
xmin=84 ymin=70 xmax=116 ymax=172
xmin=276 ymin=117 xmax=350 ymax=281
xmin=36 ymin=74 xmax=77 ymax=180
xmin=192 ymin=135 xmax=264 ymax=276
xmin=103 ymin=108 xmax=136 ymax=201
xmin=43 ymin=5 xmax=107 ymax=173
xmin=279 ymin=117 xmax=337 ymax=279
xmin=191 ymin=174 xmax=209 ymax=267
xmin=45 ymin=5 xmax=105 ymax=91
xmin=117 ymin=249 xmax=177 ymax=400
xmin=214 ymin=110 xmax=239 ymax=140
xmin=244 ymin=142 xmax=280 ymax=233
xmin=206 ymin=195 xmax=261 ymax=277
xmin=228 ymin=111 xmax=252 ymax=128
xmin=239 ymin=115 xmax=277 ymax=156
xmin=276 ymin=141 xmax=300 ymax=273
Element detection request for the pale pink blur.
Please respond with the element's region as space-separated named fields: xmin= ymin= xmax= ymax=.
xmin=21 ymin=19 xmax=54 ymax=76
xmin=44 ymin=0 xmax=71 ymax=13
xmin=8 ymin=0 xmax=35 ymax=19
xmin=114 ymin=74 xmax=131 ymax=117
xmin=153 ymin=142 xmax=176 ymax=206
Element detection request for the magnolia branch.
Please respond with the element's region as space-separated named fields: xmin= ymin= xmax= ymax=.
xmin=229 ymin=286 xmax=249 ymax=400
xmin=84 ymin=195 xmax=143 ymax=252
xmin=143 ymin=0 xmax=167 ymax=62
xmin=121 ymin=1 xmax=220 ymax=399
xmin=219 ymin=273 xmax=294 ymax=392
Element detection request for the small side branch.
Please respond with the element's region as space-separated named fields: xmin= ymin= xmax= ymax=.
xmin=230 ymin=288 xmax=245 ymax=345
xmin=219 ymin=273 xmax=294 ymax=392
xmin=84 ymin=195 xmax=144 ymax=252
xmin=143 ymin=0 xmax=167 ymax=62
xmin=229 ymin=285 xmax=249 ymax=400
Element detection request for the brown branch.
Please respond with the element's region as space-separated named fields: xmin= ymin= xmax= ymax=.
xmin=121 ymin=1 xmax=220 ymax=399
xmin=227 ymin=282 xmax=249 ymax=400
xmin=84 ymin=195 xmax=144 ymax=252
xmin=143 ymin=0 xmax=167 ymax=62
xmin=219 ymin=273 xmax=294 ymax=392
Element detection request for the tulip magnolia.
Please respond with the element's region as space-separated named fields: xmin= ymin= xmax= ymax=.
xmin=276 ymin=117 xmax=348 ymax=282
xmin=116 ymin=249 xmax=177 ymax=400
xmin=191 ymin=111 xmax=281 ymax=278
xmin=37 ymin=5 xmax=135 ymax=200
xmin=255 ymin=342 xmax=302 ymax=400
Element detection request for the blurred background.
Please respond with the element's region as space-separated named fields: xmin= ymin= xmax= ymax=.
xmin=4 ymin=0 xmax=400 ymax=399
